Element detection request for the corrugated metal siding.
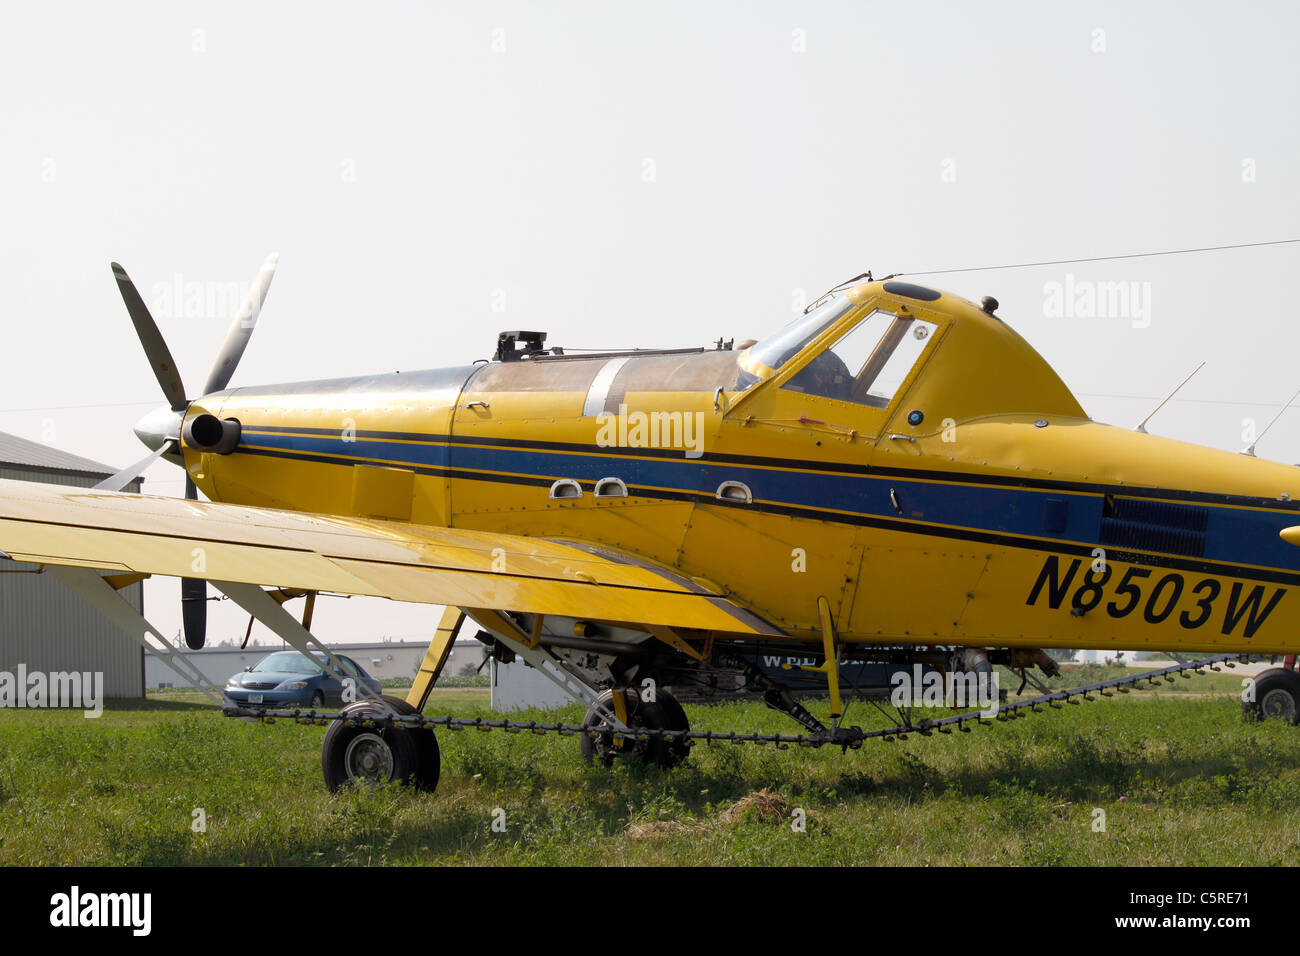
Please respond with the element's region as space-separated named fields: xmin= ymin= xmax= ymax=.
xmin=0 ymin=432 xmax=117 ymax=475
xmin=0 ymin=463 xmax=144 ymax=698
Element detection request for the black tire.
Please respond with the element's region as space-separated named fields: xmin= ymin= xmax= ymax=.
xmin=580 ymin=688 xmax=690 ymax=769
xmin=310 ymin=690 xmax=325 ymax=710
xmin=1243 ymin=667 xmax=1300 ymax=725
xmin=321 ymin=694 xmax=439 ymax=792
xmin=657 ymin=692 xmax=692 ymax=765
xmin=383 ymin=696 xmax=441 ymax=792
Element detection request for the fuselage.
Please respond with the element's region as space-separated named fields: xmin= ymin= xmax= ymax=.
xmin=175 ymin=279 xmax=1300 ymax=654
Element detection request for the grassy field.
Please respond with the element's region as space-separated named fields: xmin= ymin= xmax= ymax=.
xmin=2 ymin=666 xmax=1298 ymax=866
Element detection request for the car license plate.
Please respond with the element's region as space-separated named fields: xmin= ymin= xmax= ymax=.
xmin=248 ymin=694 xmax=263 ymax=704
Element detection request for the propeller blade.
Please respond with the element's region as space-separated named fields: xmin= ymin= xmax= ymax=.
xmin=180 ymin=476 xmax=207 ymax=649
xmin=111 ymin=262 xmax=188 ymax=412
xmin=93 ymin=444 xmax=167 ymax=492
xmin=201 ymin=252 xmax=278 ymax=396
xmin=181 ymin=578 xmax=207 ymax=650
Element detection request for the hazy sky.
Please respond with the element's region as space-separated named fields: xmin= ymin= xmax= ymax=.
xmin=3 ymin=0 xmax=1298 ymax=647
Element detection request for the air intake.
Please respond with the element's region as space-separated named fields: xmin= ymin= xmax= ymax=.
xmin=1099 ymin=496 xmax=1207 ymax=557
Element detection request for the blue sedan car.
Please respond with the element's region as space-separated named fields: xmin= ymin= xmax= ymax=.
xmin=224 ymin=650 xmax=383 ymax=708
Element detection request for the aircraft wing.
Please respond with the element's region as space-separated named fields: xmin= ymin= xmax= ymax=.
xmin=0 ymin=478 xmax=781 ymax=636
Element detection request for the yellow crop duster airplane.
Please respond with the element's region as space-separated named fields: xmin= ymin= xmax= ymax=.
xmin=2 ymin=255 xmax=1299 ymax=792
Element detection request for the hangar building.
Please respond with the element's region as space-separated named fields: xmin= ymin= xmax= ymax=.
xmin=0 ymin=431 xmax=144 ymax=698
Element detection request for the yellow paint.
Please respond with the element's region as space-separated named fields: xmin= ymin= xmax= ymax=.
xmin=406 ymin=606 xmax=465 ymax=711
xmin=810 ymin=595 xmax=843 ymax=718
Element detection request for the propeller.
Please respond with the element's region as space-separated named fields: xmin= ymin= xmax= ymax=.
xmin=202 ymin=254 xmax=278 ymax=395
xmin=109 ymin=253 xmax=279 ymax=648
xmin=112 ymin=262 xmax=188 ymax=412
xmin=180 ymin=477 xmax=207 ymax=649
xmin=94 ymin=444 xmax=168 ymax=493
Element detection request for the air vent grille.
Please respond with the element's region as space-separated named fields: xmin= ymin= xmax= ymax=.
xmin=1099 ymin=497 xmax=1207 ymax=557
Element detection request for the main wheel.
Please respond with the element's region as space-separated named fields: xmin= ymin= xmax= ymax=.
xmin=384 ymin=697 xmax=441 ymax=791
xmin=1243 ymin=668 xmax=1300 ymax=725
xmin=321 ymin=695 xmax=440 ymax=792
xmin=580 ymin=688 xmax=690 ymax=769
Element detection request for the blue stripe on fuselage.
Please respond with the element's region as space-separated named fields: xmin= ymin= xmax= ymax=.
xmin=242 ymin=431 xmax=452 ymax=469
xmin=237 ymin=429 xmax=1300 ymax=576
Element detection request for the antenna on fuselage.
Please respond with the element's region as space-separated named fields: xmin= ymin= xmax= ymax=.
xmin=1134 ymin=362 xmax=1206 ymax=434
xmin=1243 ymin=384 xmax=1300 ymax=456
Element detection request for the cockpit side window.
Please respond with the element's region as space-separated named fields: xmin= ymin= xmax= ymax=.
xmin=782 ymin=309 xmax=939 ymax=408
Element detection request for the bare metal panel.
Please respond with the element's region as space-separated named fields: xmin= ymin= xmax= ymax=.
xmin=466 ymin=358 xmax=604 ymax=394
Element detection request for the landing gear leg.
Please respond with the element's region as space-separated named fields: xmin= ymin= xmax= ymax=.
xmin=405 ymin=607 xmax=466 ymax=711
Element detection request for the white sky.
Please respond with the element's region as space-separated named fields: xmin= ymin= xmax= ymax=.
xmin=2 ymin=0 xmax=1299 ymax=647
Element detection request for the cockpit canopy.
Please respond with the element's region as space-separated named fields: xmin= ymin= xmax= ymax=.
xmin=735 ymin=285 xmax=1086 ymax=425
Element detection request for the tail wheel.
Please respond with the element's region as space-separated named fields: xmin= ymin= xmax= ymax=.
xmin=580 ymin=688 xmax=690 ymax=769
xmin=1244 ymin=668 xmax=1300 ymax=725
xmin=322 ymin=695 xmax=440 ymax=792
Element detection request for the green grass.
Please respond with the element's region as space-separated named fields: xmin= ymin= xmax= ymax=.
xmin=0 ymin=674 xmax=1297 ymax=866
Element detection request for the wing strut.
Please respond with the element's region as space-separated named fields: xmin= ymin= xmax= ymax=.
xmin=212 ymin=580 xmax=390 ymax=709
xmin=45 ymin=566 xmax=224 ymax=704
xmin=404 ymin=607 xmax=465 ymax=712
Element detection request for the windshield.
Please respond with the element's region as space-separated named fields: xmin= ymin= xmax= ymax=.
xmin=737 ymin=293 xmax=856 ymax=390
xmin=251 ymin=651 xmax=324 ymax=674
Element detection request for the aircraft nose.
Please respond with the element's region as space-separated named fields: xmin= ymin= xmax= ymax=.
xmin=132 ymin=403 xmax=183 ymax=453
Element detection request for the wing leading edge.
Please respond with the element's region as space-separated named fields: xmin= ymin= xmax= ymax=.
xmin=0 ymin=478 xmax=781 ymax=637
